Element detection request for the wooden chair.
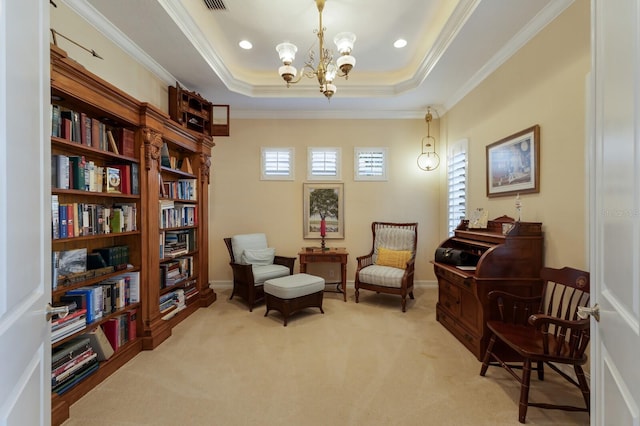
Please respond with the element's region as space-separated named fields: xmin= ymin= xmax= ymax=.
xmin=479 ymin=266 xmax=590 ymax=423
xmin=224 ymin=234 xmax=295 ymax=311
xmin=354 ymin=222 xmax=418 ymax=312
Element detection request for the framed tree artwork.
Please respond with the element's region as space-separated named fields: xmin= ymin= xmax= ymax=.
xmin=303 ymin=183 xmax=344 ymax=239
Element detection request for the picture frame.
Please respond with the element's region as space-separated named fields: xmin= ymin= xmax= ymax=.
xmin=486 ymin=125 xmax=540 ymax=198
xmin=303 ymin=183 xmax=344 ymax=239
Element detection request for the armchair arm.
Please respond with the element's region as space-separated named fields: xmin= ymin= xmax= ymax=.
xmin=356 ymin=252 xmax=375 ymax=270
xmin=528 ymin=314 xmax=590 ymax=331
xmin=528 ymin=314 xmax=591 ymax=357
xmin=274 ymin=255 xmax=296 ymax=274
xmin=228 ymin=262 xmax=255 ymax=284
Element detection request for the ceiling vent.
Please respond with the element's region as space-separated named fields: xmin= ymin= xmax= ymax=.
xmin=203 ymin=0 xmax=226 ymax=10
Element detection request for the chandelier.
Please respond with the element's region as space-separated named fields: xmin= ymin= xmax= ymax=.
xmin=417 ymin=107 xmax=440 ymax=171
xmin=275 ymin=0 xmax=356 ymax=100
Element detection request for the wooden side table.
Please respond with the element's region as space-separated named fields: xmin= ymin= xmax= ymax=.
xmin=298 ymin=247 xmax=348 ymax=302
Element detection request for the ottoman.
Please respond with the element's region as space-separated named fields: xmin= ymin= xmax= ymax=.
xmin=264 ymin=273 xmax=325 ymax=326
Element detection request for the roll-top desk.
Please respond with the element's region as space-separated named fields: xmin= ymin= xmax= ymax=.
xmin=432 ymin=216 xmax=544 ymax=361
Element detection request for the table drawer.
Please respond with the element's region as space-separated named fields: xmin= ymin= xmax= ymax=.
xmin=303 ymin=255 xmax=342 ymax=263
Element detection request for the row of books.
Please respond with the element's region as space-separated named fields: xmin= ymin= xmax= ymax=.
xmin=51 ymin=197 xmax=137 ymax=239
xmin=51 ymin=306 xmax=87 ymax=344
xmin=52 ymin=247 xmax=131 ymax=290
xmin=160 ymin=229 xmax=196 ymax=259
xmin=160 ymin=177 xmax=197 ymax=201
xmin=51 ymin=105 xmax=135 ymax=157
xmin=160 ymin=279 xmax=199 ymax=321
xmin=54 ymin=272 xmax=139 ymax=326
xmin=52 ymin=154 xmax=139 ymax=195
xmin=159 ymin=200 xmax=197 ymax=228
xmin=159 ymin=257 xmax=193 ymax=289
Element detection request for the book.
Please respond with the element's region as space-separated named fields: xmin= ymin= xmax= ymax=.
xmin=53 ymin=155 xmax=70 ymax=189
xmin=116 ymin=128 xmax=135 ymax=158
xmin=106 ymin=129 xmax=119 ymax=154
xmin=51 ymin=194 xmax=60 ymax=239
xmin=160 ymin=142 xmax=171 ymax=167
xmin=80 ymin=112 xmax=91 ymax=146
xmin=52 ymin=336 xmax=92 ymax=368
xmin=102 ymin=318 xmax=120 ymax=351
xmin=55 ymin=248 xmax=87 ymax=278
xmin=91 ymin=118 xmax=100 ymax=149
xmin=179 ymin=157 xmax=193 ymax=174
xmin=86 ymin=325 xmax=114 ymax=361
xmin=126 ymin=309 xmax=137 ymax=340
xmin=52 ymin=360 xmax=99 ymax=395
xmin=68 ymin=156 xmax=85 ymax=190
xmin=131 ymin=163 xmax=140 ymax=195
xmin=51 ymin=104 xmax=61 ymax=137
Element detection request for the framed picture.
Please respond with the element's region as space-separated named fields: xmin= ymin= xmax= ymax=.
xmin=486 ymin=125 xmax=540 ymax=198
xmin=303 ymin=183 xmax=344 ymax=239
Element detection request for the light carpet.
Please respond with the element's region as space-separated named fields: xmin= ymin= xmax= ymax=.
xmin=62 ymin=287 xmax=589 ymax=426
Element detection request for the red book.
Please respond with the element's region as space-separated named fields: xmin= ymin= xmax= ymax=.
xmin=102 ymin=319 xmax=120 ymax=352
xmin=61 ymin=118 xmax=72 ymax=141
xmin=91 ymin=118 xmax=100 ymax=149
xmin=116 ymin=128 xmax=136 ymax=158
xmin=127 ymin=309 xmax=137 ymax=341
xmin=66 ymin=204 xmax=74 ymax=238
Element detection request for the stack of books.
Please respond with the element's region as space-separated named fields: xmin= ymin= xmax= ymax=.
xmin=51 ymin=306 xmax=87 ymax=344
xmin=51 ymin=336 xmax=99 ymax=395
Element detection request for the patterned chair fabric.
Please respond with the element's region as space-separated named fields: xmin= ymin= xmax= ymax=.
xmin=224 ymin=233 xmax=296 ymax=311
xmin=354 ymin=222 xmax=418 ymax=312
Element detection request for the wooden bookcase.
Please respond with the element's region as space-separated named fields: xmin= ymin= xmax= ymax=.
xmin=50 ymin=45 xmax=216 ymax=425
xmin=139 ymin=104 xmax=216 ymax=349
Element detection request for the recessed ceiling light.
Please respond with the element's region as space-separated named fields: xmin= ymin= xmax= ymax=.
xmin=239 ymin=40 xmax=253 ymax=50
xmin=393 ymin=39 xmax=407 ymax=48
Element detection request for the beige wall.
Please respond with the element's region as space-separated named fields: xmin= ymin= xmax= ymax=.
xmin=210 ymin=119 xmax=441 ymax=285
xmin=50 ymin=1 xmax=168 ymax=110
xmin=440 ymin=0 xmax=590 ymax=270
xmin=51 ymin=0 xmax=591 ymax=285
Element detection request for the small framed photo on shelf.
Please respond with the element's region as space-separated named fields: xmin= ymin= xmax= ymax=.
xmin=486 ymin=125 xmax=540 ymax=198
xmin=105 ymin=167 xmax=121 ymax=193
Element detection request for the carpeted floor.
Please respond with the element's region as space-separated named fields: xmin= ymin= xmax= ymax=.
xmin=62 ymin=287 xmax=589 ymax=425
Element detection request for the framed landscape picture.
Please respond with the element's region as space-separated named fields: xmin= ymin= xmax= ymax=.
xmin=486 ymin=125 xmax=540 ymax=198
xmin=303 ymin=183 xmax=344 ymax=239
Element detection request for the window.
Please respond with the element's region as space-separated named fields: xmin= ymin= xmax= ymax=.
xmin=448 ymin=139 xmax=468 ymax=236
xmin=354 ymin=147 xmax=388 ymax=181
xmin=261 ymin=147 xmax=294 ymax=180
xmin=307 ymin=147 xmax=341 ymax=180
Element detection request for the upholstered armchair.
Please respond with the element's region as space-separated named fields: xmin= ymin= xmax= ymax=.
xmin=354 ymin=222 xmax=418 ymax=312
xmin=224 ymin=233 xmax=296 ymax=311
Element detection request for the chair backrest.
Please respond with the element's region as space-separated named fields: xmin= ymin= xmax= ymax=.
xmin=537 ymin=266 xmax=590 ymax=357
xmin=371 ymin=222 xmax=418 ymax=262
xmin=227 ymin=233 xmax=268 ymax=264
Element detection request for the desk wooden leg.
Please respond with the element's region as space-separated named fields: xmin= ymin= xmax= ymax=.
xmin=341 ymin=262 xmax=347 ymax=302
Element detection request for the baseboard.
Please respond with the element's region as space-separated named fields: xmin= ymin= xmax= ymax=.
xmin=209 ymin=280 xmax=438 ymax=290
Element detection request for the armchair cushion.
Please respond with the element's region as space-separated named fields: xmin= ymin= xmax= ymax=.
xmin=252 ymin=264 xmax=291 ymax=285
xmin=231 ymin=233 xmax=268 ymax=264
xmin=375 ymin=247 xmax=412 ymax=269
xmin=242 ymin=247 xmax=276 ymax=266
xmin=357 ymin=265 xmax=405 ymax=288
